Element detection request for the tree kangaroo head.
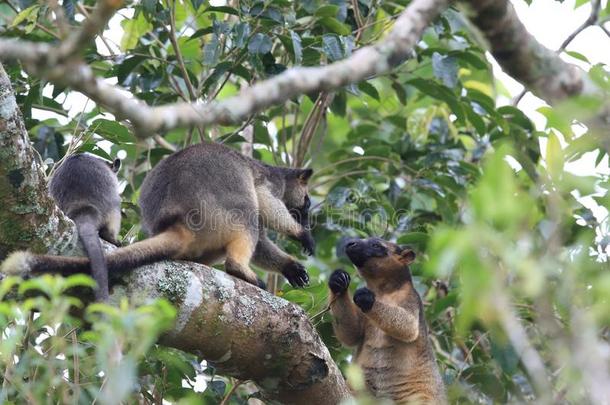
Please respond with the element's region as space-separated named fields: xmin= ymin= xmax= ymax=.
xmin=344 ymin=237 xmax=415 ymax=283
xmin=282 ymin=168 xmax=314 ymax=229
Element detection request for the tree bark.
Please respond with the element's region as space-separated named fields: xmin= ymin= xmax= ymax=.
xmin=0 ymin=63 xmax=76 ymax=258
xmin=0 ymin=62 xmax=350 ymax=404
xmin=463 ymin=0 xmax=610 ymax=146
xmin=117 ymin=262 xmax=350 ymax=404
xmin=464 ymin=0 xmax=591 ymax=104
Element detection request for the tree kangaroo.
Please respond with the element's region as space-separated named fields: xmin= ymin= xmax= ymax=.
xmin=2 ymin=143 xmax=314 ymax=288
xmin=328 ymin=237 xmax=446 ymax=404
xmin=4 ymin=153 xmax=121 ymax=301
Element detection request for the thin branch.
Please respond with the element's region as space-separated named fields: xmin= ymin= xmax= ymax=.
xmin=512 ymin=0 xmax=600 ymax=106
xmin=168 ymin=0 xmax=197 ymax=101
xmin=153 ymin=135 xmax=177 ymax=152
xmin=493 ymin=290 xmax=553 ymax=402
xmin=558 ymin=0 xmax=600 ymax=52
xmin=219 ymin=379 xmax=246 ymax=405
xmin=47 ymin=0 xmax=70 ymax=38
xmin=58 ymin=0 xmax=121 ymax=59
xmin=0 ymin=0 xmax=450 ymax=137
xmin=75 ymin=2 xmax=116 ymax=56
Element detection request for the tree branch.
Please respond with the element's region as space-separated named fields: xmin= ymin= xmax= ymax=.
xmin=511 ymin=0 xmax=601 ymax=106
xmin=0 ymin=62 xmax=350 ymax=404
xmin=58 ymin=0 xmax=122 ymax=58
xmin=0 ymin=0 xmax=449 ymax=137
xmin=117 ymin=262 xmax=350 ymax=404
xmin=464 ymin=0 xmax=596 ymax=105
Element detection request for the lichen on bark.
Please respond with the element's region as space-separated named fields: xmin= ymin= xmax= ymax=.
xmin=0 ymin=63 xmax=73 ymax=258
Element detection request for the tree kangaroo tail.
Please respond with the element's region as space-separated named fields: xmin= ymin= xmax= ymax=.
xmin=0 ymin=225 xmax=192 ymax=279
xmin=75 ymin=214 xmax=109 ymax=300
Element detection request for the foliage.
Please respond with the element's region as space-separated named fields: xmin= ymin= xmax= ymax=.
xmin=0 ymin=274 xmax=177 ymax=404
xmin=1 ymin=0 xmax=609 ymax=403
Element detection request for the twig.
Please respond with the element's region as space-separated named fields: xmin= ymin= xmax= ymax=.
xmin=295 ymin=92 xmax=331 ymax=167
xmin=310 ymin=295 xmax=337 ymax=323
xmin=153 ymin=135 xmax=177 ymax=152
xmin=71 ymin=329 xmax=80 ymax=401
xmin=493 ymin=290 xmax=553 ymax=403
xmin=58 ymin=0 xmax=121 ymax=59
xmin=512 ymin=0 xmax=600 ymax=106
xmin=558 ymin=0 xmax=600 ymax=52
xmin=75 ymin=2 xmax=115 ymax=56
xmin=311 ymin=169 xmax=373 ymax=189
xmin=599 ymin=23 xmax=610 ymax=39
xmin=168 ymin=0 xmax=197 ymax=101
xmin=219 ymin=378 xmax=245 ymax=405
xmin=47 ymin=0 xmax=70 ymax=38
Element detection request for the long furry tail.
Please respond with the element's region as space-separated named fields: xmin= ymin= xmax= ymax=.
xmin=1 ymin=225 xmax=192 ymax=279
xmin=75 ymin=213 xmax=109 ymax=300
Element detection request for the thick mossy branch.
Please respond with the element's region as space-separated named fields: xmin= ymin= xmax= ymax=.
xmin=464 ymin=0 xmax=594 ymax=103
xmin=115 ymin=262 xmax=350 ymax=404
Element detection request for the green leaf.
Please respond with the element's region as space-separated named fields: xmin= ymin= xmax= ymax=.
xmin=120 ymin=12 xmax=152 ymax=51
xmin=322 ymin=34 xmax=343 ymax=62
xmin=315 ymin=4 xmax=340 ymax=17
xmin=432 ymin=52 xmax=458 ymax=88
xmin=10 ymin=5 xmax=39 ymax=28
xmin=203 ymin=34 xmax=220 ymax=66
xmin=248 ymin=33 xmax=273 ymax=54
xmin=589 ymin=64 xmax=610 ymax=91
xmin=291 ymin=31 xmax=303 ymax=65
xmin=63 ymin=274 xmax=97 ymax=290
xmin=232 ymin=22 xmax=250 ymax=49
xmin=565 ymin=50 xmax=590 ymax=63
xmin=204 ymin=5 xmax=239 ymax=15
xmin=91 ymin=119 xmax=134 ymax=144
xmin=392 ymin=81 xmax=407 ymax=105
xmin=407 ymin=78 xmax=465 ymax=122
xmin=462 ymin=365 xmax=507 ymax=402
xmin=452 ymin=50 xmax=488 ymax=70
xmin=319 ymin=17 xmax=351 ymax=35
xmin=397 ymin=232 xmax=430 ymax=250
xmin=545 ymin=131 xmax=564 ymax=181
xmin=358 ymin=81 xmax=380 ymax=100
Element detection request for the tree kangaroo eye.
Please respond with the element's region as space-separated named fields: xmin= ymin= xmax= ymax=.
xmin=372 ymin=242 xmax=382 ymax=249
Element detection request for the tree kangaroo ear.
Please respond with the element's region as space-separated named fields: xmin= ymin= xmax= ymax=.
xmin=298 ymin=168 xmax=313 ymax=184
xmin=111 ymin=158 xmax=121 ymax=173
xmin=399 ymin=247 xmax=416 ymax=264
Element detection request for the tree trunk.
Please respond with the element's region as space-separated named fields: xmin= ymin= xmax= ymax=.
xmin=0 ymin=63 xmax=75 ymax=258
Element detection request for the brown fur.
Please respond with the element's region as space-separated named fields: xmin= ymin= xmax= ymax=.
xmin=329 ymin=238 xmax=446 ymax=404
xmin=2 ymin=143 xmax=314 ymax=289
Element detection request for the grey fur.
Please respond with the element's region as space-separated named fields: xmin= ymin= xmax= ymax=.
xmin=49 ymin=153 xmax=121 ymax=300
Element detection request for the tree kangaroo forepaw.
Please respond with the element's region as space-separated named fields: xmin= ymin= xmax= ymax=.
xmin=282 ymin=261 xmax=309 ymax=288
xmin=354 ymin=287 xmax=375 ymax=312
xmin=298 ymin=230 xmax=316 ymax=256
xmin=328 ymin=269 xmax=350 ymax=295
